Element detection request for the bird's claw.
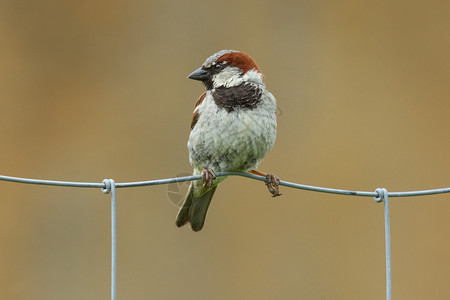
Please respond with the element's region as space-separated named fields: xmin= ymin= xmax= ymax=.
xmin=202 ymin=167 xmax=216 ymax=188
xmin=265 ymin=174 xmax=281 ymax=197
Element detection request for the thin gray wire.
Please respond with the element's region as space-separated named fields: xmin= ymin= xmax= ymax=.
xmin=0 ymin=174 xmax=103 ymax=188
xmin=1 ymin=172 xmax=449 ymax=197
xmin=102 ymin=179 xmax=116 ymax=300
xmin=376 ymin=188 xmax=391 ymax=300
xmin=1 ymin=172 xmax=449 ymax=300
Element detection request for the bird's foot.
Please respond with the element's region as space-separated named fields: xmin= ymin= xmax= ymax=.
xmin=249 ymin=170 xmax=282 ymax=197
xmin=265 ymin=174 xmax=281 ymax=197
xmin=201 ymin=167 xmax=216 ymax=188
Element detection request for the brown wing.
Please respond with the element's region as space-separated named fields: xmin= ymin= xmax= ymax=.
xmin=190 ymin=92 xmax=206 ymax=130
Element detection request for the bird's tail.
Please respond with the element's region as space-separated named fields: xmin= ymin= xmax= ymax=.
xmin=175 ymin=183 xmax=217 ymax=232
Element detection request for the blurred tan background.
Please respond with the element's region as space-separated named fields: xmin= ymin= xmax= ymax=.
xmin=0 ymin=0 xmax=449 ymax=299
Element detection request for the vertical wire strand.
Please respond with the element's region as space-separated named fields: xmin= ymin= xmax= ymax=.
xmin=375 ymin=188 xmax=392 ymax=300
xmin=110 ymin=180 xmax=117 ymax=300
xmin=103 ymin=179 xmax=117 ymax=300
xmin=384 ymin=191 xmax=391 ymax=300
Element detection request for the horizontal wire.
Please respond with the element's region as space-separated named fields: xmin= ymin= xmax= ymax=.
xmin=0 ymin=174 xmax=103 ymax=188
xmin=0 ymin=172 xmax=449 ymax=198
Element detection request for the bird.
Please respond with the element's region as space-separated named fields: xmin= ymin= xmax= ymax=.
xmin=175 ymin=50 xmax=280 ymax=231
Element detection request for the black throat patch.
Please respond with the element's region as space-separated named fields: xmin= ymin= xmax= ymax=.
xmin=212 ymin=83 xmax=262 ymax=113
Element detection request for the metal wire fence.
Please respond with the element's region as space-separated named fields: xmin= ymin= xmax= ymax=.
xmin=1 ymin=172 xmax=449 ymax=300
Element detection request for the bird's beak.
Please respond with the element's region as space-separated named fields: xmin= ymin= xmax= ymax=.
xmin=188 ymin=67 xmax=210 ymax=81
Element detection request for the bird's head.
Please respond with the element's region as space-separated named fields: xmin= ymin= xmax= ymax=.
xmin=188 ymin=50 xmax=264 ymax=89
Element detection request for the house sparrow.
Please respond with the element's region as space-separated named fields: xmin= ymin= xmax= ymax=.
xmin=175 ymin=50 xmax=280 ymax=231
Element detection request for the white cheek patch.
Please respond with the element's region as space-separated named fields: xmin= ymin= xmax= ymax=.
xmin=242 ymin=69 xmax=264 ymax=84
xmin=212 ymin=67 xmax=243 ymax=88
xmin=212 ymin=68 xmax=264 ymax=88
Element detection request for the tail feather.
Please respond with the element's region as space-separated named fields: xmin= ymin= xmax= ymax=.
xmin=175 ymin=184 xmax=217 ymax=232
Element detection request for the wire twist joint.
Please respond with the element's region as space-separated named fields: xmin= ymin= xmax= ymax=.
xmin=102 ymin=179 xmax=115 ymax=194
xmin=375 ymin=187 xmax=388 ymax=203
